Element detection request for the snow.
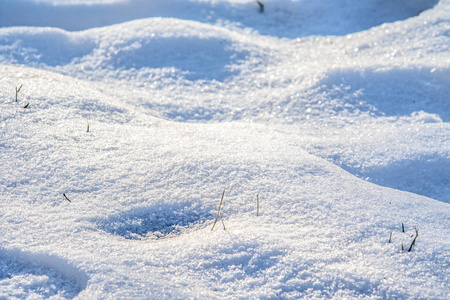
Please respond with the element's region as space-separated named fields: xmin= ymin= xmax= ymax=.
xmin=0 ymin=0 xmax=449 ymax=298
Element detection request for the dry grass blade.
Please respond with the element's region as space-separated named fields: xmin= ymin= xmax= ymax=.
xmin=87 ymin=120 xmax=90 ymax=133
xmin=402 ymin=222 xmax=405 ymax=232
xmin=388 ymin=231 xmax=392 ymax=243
xmin=23 ymin=102 xmax=30 ymax=108
xmin=211 ymin=190 xmax=225 ymax=231
xmin=257 ymin=194 xmax=259 ymax=216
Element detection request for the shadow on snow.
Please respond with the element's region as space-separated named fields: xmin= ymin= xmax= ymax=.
xmin=95 ymin=202 xmax=212 ymax=240
xmin=315 ymin=67 xmax=450 ymax=122
xmin=0 ymin=0 xmax=439 ymax=38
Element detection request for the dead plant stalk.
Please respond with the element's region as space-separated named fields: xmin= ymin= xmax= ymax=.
xmin=257 ymin=194 xmax=260 ymax=216
xmin=211 ymin=190 xmax=225 ymax=231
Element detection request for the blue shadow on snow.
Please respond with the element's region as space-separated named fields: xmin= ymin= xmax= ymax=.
xmin=315 ymin=67 xmax=450 ymax=121
xmin=107 ymin=36 xmax=249 ymax=82
xmin=95 ymin=202 xmax=212 ymax=240
xmin=0 ymin=0 xmax=439 ymax=38
xmin=343 ymin=156 xmax=450 ymax=204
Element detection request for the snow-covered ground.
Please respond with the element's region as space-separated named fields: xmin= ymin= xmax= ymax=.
xmin=0 ymin=0 xmax=449 ymax=298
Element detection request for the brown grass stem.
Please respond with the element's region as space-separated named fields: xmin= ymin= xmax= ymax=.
xmin=211 ymin=190 xmax=225 ymax=231
xmin=15 ymin=84 xmax=23 ymax=102
xmin=257 ymin=194 xmax=260 ymax=216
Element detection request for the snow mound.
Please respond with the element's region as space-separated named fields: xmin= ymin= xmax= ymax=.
xmin=0 ymin=18 xmax=258 ymax=82
xmin=1 ymin=0 xmax=449 ymax=298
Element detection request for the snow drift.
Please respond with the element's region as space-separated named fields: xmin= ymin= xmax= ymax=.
xmin=0 ymin=0 xmax=449 ymax=299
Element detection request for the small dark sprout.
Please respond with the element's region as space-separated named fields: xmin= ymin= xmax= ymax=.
xmin=23 ymin=102 xmax=30 ymax=108
xmin=408 ymin=228 xmax=419 ymax=252
xmin=402 ymin=222 xmax=405 ymax=233
xmin=388 ymin=231 xmax=392 ymax=243
xmin=87 ymin=121 xmax=90 ymax=133
xmin=256 ymin=1 xmax=264 ymax=13
xmin=15 ymin=84 xmax=23 ymax=102
xmin=63 ymin=193 xmax=71 ymax=202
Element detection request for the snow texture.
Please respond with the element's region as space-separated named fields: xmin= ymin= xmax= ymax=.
xmin=0 ymin=0 xmax=449 ymax=299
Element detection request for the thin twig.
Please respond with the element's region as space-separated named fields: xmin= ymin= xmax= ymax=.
xmin=211 ymin=190 xmax=225 ymax=231
xmin=87 ymin=120 xmax=90 ymax=133
xmin=388 ymin=231 xmax=392 ymax=243
xmin=63 ymin=193 xmax=71 ymax=202
xmin=23 ymin=102 xmax=29 ymax=108
xmin=402 ymin=222 xmax=405 ymax=233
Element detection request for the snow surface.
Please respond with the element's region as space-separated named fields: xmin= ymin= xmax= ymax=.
xmin=0 ymin=0 xmax=449 ymax=299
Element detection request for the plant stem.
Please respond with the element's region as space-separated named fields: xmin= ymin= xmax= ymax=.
xmin=408 ymin=228 xmax=419 ymax=252
xmin=256 ymin=1 xmax=264 ymax=13
xmin=220 ymin=212 xmax=226 ymax=230
xmin=211 ymin=190 xmax=225 ymax=231
xmin=257 ymin=194 xmax=259 ymax=217
xmin=15 ymin=84 xmax=23 ymax=102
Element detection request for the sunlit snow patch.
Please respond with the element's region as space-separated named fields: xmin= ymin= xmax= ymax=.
xmin=96 ymin=202 xmax=211 ymax=240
